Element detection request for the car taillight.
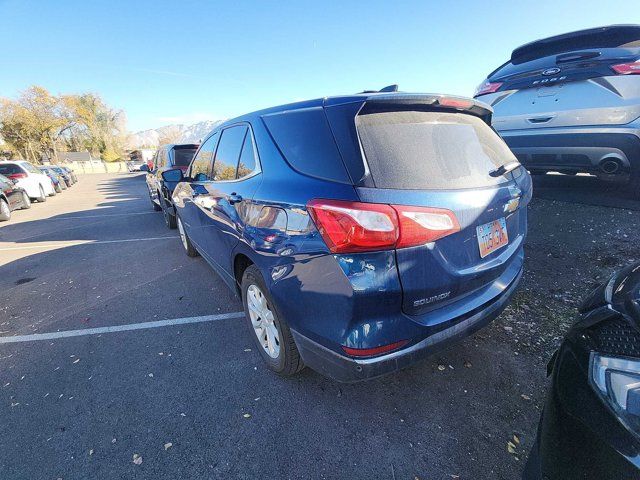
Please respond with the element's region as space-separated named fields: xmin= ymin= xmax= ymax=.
xmin=474 ymin=81 xmax=503 ymax=96
xmin=611 ymin=60 xmax=640 ymax=75
xmin=392 ymin=205 xmax=461 ymax=247
xmin=307 ymin=199 xmax=460 ymax=254
xmin=7 ymin=173 xmax=27 ymax=180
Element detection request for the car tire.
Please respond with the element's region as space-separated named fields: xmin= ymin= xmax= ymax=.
xmin=241 ymin=265 xmax=305 ymax=376
xmin=54 ymin=182 xmax=62 ymax=193
xmin=0 ymin=198 xmax=10 ymax=221
xmin=21 ymin=192 xmax=31 ymax=209
xmin=160 ymin=195 xmax=177 ymax=229
xmin=151 ymin=191 xmax=162 ymax=211
xmin=177 ymin=215 xmax=199 ymax=257
xmin=36 ymin=185 xmax=46 ymax=202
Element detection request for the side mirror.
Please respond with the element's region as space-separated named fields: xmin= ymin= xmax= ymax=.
xmin=140 ymin=164 xmax=149 ymax=172
xmin=162 ymin=168 xmax=184 ymax=183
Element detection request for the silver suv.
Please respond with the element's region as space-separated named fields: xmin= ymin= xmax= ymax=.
xmin=474 ymin=25 xmax=640 ymax=195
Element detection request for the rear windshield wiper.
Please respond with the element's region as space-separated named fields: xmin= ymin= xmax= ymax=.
xmin=489 ymin=162 xmax=521 ymax=177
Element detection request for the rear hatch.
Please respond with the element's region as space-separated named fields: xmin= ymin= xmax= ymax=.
xmin=171 ymin=144 xmax=199 ymax=172
xmin=326 ymin=96 xmax=531 ymax=317
xmin=474 ymin=25 xmax=640 ymax=130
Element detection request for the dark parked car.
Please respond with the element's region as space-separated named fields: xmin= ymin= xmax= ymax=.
xmin=146 ymin=143 xmax=198 ymax=228
xmin=38 ymin=166 xmax=66 ymax=192
xmin=524 ymin=264 xmax=640 ymax=480
xmin=167 ymin=88 xmax=532 ymax=381
xmin=474 ymin=25 xmax=640 ymax=195
xmin=61 ymin=166 xmax=77 ymax=183
xmin=0 ymin=173 xmax=31 ymax=221
xmin=50 ymin=166 xmax=74 ymax=186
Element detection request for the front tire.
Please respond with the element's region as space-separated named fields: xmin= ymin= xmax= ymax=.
xmin=177 ymin=216 xmax=199 ymax=257
xmin=151 ymin=191 xmax=162 ymax=211
xmin=21 ymin=192 xmax=31 ymax=209
xmin=0 ymin=199 xmax=10 ymax=221
xmin=36 ymin=185 xmax=46 ymax=202
xmin=54 ymin=182 xmax=62 ymax=193
xmin=241 ymin=265 xmax=305 ymax=376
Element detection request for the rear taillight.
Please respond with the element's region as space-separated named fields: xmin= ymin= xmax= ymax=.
xmin=611 ymin=60 xmax=640 ymax=75
xmin=307 ymin=199 xmax=460 ymax=254
xmin=474 ymin=81 xmax=503 ymax=97
xmin=436 ymin=97 xmax=474 ymax=109
xmin=7 ymin=173 xmax=27 ymax=180
xmin=392 ymin=205 xmax=461 ymax=247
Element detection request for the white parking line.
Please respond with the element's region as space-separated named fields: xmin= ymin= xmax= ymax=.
xmin=0 ymin=236 xmax=179 ymax=252
xmin=0 ymin=312 xmax=245 ymax=344
xmin=49 ymin=212 xmax=157 ymax=220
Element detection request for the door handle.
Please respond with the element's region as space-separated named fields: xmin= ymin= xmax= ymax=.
xmin=228 ymin=193 xmax=243 ymax=205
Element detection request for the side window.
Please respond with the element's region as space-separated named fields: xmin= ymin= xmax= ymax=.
xmin=213 ymin=125 xmax=247 ymax=181
xmin=189 ymin=133 xmax=219 ymax=181
xmin=25 ymin=163 xmax=40 ymax=174
xmin=237 ymin=130 xmax=258 ymax=179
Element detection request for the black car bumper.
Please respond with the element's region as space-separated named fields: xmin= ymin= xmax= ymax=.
xmin=291 ymin=266 xmax=522 ymax=382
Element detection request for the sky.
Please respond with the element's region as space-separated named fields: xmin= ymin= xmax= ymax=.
xmin=0 ymin=0 xmax=638 ymax=132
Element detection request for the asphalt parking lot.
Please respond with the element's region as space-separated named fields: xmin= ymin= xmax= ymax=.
xmin=1 ymin=173 xmax=639 ymax=480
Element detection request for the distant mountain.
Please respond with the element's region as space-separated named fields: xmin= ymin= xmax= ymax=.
xmin=128 ymin=120 xmax=225 ymax=148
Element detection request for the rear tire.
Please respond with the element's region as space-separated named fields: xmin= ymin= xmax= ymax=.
xmin=54 ymin=183 xmax=62 ymax=193
xmin=21 ymin=192 xmax=31 ymax=209
xmin=36 ymin=185 xmax=46 ymax=202
xmin=0 ymin=199 xmax=10 ymax=221
xmin=241 ymin=265 xmax=305 ymax=376
xmin=161 ymin=195 xmax=177 ymax=229
xmin=177 ymin=216 xmax=199 ymax=257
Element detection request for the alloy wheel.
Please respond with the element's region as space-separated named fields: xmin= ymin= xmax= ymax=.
xmin=247 ymin=284 xmax=280 ymax=359
xmin=177 ymin=217 xmax=188 ymax=251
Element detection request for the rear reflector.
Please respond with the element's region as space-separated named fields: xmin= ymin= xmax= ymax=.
xmin=7 ymin=173 xmax=27 ymax=180
xmin=611 ymin=61 xmax=640 ymax=75
xmin=474 ymin=81 xmax=503 ymax=97
xmin=307 ymin=199 xmax=460 ymax=253
xmin=342 ymin=340 xmax=409 ymax=358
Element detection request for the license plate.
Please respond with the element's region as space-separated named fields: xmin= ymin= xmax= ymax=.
xmin=476 ymin=218 xmax=509 ymax=258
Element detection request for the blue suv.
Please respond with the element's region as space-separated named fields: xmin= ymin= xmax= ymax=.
xmin=165 ymin=88 xmax=532 ymax=381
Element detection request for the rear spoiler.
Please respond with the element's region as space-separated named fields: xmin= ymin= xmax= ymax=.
xmin=326 ymin=93 xmax=493 ymax=125
xmin=511 ymin=24 xmax=640 ymax=64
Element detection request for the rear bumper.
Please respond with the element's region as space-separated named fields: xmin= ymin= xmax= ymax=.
xmin=291 ymin=265 xmax=523 ymax=382
xmin=498 ymin=127 xmax=640 ymax=180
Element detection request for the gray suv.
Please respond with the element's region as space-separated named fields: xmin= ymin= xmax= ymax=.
xmin=475 ymin=25 xmax=640 ymax=195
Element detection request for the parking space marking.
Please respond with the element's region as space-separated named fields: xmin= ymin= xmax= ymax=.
xmin=45 ymin=211 xmax=158 ymax=220
xmin=0 ymin=312 xmax=245 ymax=344
xmin=0 ymin=236 xmax=179 ymax=251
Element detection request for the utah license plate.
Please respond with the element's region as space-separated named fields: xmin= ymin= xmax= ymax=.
xmin=476 ymin=218 xmax=509 ymax=258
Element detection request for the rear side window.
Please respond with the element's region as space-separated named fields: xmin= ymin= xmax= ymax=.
xmin=237 ymin=132 xmax=257 ymax=179
xmin=356 ymin=111 xmax=517 ymax=190
xmin=172 ymin=147 xmax=197 ymax=167
xmin=0 ymin=164 xmax=21 ymax=175
xmin=262 ymin=107 xmax=350 ymax=183
xmin=213 ymin=125 xmax=248 ymax=181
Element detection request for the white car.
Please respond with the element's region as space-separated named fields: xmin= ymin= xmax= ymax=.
xmin=0 ymin=160 xmax=56 ymax=202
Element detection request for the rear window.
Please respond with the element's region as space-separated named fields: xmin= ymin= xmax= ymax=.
xmin=172 ymin=147 xmax=198 ymax=167
xmin=262 ymin=107 xmax=351 ymax=184
xmin=356 ymin=111 xmax=517 ymax=190
xmin=0 ymin=164 xmax=22 ymax=175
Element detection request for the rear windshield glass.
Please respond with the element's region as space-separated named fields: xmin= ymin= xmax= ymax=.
xmin=356 ymin=111 xmax=517 ymax=190
xmin=172 ymin=148 xmax=198 ymax=167
xmin=0 ymin=164 xmax=22 ymax=175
